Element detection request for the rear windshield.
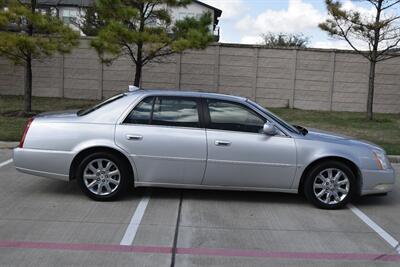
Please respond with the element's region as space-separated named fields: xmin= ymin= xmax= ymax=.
xmin=77 ymin=94 xmax=126 ymax=116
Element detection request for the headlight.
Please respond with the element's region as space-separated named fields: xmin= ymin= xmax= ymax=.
xmin=372 ymin=150 xmax=390 ymax=170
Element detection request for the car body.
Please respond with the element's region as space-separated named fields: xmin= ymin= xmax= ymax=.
xmin=13 ymin=89 xmax=395 ymax=209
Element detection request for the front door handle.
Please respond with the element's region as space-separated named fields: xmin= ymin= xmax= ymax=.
xmin=215 ymin=140 xmax=231 ymax=146
xmin=126 ymin=134 xmax=143 ymax=141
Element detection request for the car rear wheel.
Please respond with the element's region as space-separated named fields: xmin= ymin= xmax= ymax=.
xmin=304 ymin=161 xmax=356 ymax=209
xmin=77 ymin=152 xmax=128 ymax=201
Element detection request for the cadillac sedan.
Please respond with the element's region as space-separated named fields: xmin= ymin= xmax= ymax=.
xmin=13 ymin=89 xmax=395 ymax=209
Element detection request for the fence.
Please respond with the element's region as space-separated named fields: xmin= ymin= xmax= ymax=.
xmin=1 ymin=38 xmax=399 ymax=113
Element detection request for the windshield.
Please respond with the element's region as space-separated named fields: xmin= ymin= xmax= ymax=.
xmin=77 ymin=94 xmax=126 ymax=116
xmin=246 ymin=99 xmax=302 ymax=135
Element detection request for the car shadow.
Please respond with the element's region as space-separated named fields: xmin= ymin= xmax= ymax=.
xmin=353 ymin=191 xmax=399 ymax=207
xmin=27 ymin=178 xmax=398 ymax=208
xmin=126 ymin=186 xmax=309 ymax=206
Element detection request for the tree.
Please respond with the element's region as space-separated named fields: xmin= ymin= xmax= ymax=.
xmin=81 ymin=0 xmax=215 ymax=87
xmin=319 ymin=0 xmax=400 ymax=120
xmin=0 ymin=0 xmax=80 ymax=114
xmin=261 ymin=32 xmax=310 ymax=48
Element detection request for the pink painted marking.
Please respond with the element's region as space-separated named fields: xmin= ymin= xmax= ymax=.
xmin=0 ymin=240 xmax=400 ymax=262
xmin=0 ymin=240 xmax=171 ymax=254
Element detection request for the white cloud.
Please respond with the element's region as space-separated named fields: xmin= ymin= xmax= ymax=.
xmin=235 ymin=0 xmax=325 ymax=44
xmin=240 ymin=35 xmax=264 ymax=45
xmin=201 ymin=0 xmax=247 ymax=20
xmin=312 ymin=38 xmax=370 ymax=50
xmin=342 ymin=0 xmax=376 ymax=20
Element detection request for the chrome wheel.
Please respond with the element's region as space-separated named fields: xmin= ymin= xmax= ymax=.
xmin=83 ymin=158 xmax=120 ymax=196
xmin=313 ymin=168 xmax=350 ymax=205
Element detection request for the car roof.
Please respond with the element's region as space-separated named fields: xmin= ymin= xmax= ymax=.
xmin=125 ymin=89 xmax=248 ymax=102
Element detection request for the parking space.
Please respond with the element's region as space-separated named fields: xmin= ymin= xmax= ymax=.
xmin=0 ymin=148 xmax=399 ymax=266
xmin=0 ymin=148 xmax=12 ymax=164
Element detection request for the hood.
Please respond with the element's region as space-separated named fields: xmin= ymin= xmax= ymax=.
xmin=35 ymin=110 xmax=79 ymax=119
xmin=305 ymin=128 xmax=384 ymax=151
xmin=306 ymin=128 xmax=353 ymax=141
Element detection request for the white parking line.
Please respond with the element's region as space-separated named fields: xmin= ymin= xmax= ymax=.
xmin=0 ymin=159 xmax=13 ymax=168
xmin=349 ymin=204 xmax=400 ymax=254
xmin=120 ymin=191 xmax=151 ymax=246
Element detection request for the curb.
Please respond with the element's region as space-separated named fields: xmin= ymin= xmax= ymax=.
xmin=0 ymin=142 xmax=19 ymax=149
xmin=388 ymin=155 xmax=400 ymax=164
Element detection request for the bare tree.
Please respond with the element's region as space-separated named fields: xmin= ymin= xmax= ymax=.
xmin=319 ymin=0 xmax=400 ymax=120
xmin=261 ymin=32 xmax=310 ymax=48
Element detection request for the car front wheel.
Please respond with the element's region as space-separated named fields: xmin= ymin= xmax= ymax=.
xmin=77 ymin=152 xmax=128 ymax=201
xmin=304 ymin=161 xmax=356 ymax=209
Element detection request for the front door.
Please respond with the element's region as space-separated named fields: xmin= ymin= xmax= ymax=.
xmin=115 ymin=96 xmax=207 ymax=185
xmin=202 ymin=99 xmax=297 ymax=189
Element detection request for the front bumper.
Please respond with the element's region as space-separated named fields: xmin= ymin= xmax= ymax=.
xmin=13 ymin=148 xmax=73 ymax=181
xmin=360 ymin=168 xmax=396 ymax=195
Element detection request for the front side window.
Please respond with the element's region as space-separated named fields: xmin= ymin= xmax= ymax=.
xmin=124 ymin=96 xmax=200 ymax=128
xmin=207 ymin=99 xmax=265 ymax=133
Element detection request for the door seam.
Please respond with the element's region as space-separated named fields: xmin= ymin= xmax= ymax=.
xmin=200 ymin=129 xmax=208 ymax=185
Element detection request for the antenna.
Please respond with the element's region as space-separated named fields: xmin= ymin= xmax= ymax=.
xmin=128 ymin=85 xmax=140 ymax=92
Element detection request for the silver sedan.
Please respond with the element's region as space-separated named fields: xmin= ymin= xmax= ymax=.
xmin=13 ymin=90 xmax=395 ymax=209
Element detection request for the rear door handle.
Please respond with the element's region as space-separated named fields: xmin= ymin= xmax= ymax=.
xmin=215 ymin=140 xmax=231 ymax=146
xmin=126 ymin=134 xmax=143 ymax=141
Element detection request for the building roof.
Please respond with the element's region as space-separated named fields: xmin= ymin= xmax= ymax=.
xmin=23 ymin=0 xmax=92 ymax=7
xmin=32 ymin=0 xmax=222 ymax=25
xmin=193 ymin=0 xmax=222 ymax=25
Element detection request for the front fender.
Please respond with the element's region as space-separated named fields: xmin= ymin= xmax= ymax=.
xmin=291 ymin=138 xmax=365 ymax=190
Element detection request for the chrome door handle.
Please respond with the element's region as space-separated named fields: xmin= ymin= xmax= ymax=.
xmin=126 ymin=134 xmax=143 ymax=141
xmin=215 ymin=140 xmax=231 ymax=146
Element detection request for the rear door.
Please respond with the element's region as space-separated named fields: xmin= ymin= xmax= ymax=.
xmin=115 ymin=95 xmax=207 ymax=185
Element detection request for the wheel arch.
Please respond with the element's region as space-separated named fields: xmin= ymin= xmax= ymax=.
xmin=69 ymin=146 xmax=136 ymax=184
xmin=298 ymin=156 xmax=362 ymax=195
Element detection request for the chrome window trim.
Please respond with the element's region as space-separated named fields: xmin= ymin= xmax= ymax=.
xmin=203 ymin=97 xmax=291 ymax=138
xmin=118 ymin=92 xmax=292 ymax=137
xmin=205 ymin=128 xmax=291 ymax=139
xmin=120 ymin=123 xmax=207 ymax=131
xmin=118 ymin=94 xmax=203 ymax=129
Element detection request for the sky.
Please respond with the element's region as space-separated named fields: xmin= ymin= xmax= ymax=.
xmin=201 ymin=0 xmax=388 ymax=49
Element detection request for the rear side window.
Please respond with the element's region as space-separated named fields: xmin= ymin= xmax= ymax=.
xmin=77 ymin=94 xmax=126 ymax=116
xmin=152 ymin=97 xmax=199 ymax=127
xmin=124 ymin=96 xmax=200 ymax=128
xmin=124 ymin=97 xmax=154 ymax=124
xmin=207 ymin=99 xmax=265 ymax=133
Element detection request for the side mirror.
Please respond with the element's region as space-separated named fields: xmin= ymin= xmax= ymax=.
xmin=263 ymin=122 xmax=278 ymax=136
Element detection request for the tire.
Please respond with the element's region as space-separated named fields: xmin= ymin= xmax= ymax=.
xmin=304 ymin=161 xmax=356 ymax=209
xmin=76 ymin=152 xmax=129 ymax=201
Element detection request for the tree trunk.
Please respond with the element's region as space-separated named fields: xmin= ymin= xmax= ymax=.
xmin=134 ymin=4 xmax=145 ymax=88
xmin=134 ymin=42 xmax=143 ymax=87
xmin=366 ymin=60 xmax=376 ymax=120
xmin=22 ymin=0 xmax=35 ymax=114
xmin=24 ymin=57 xmax=32 ymax=113
xmin=134 ymin=61 xmax=142 ymax=87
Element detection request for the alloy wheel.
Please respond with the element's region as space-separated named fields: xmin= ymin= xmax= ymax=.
xmin=83 ymin=158 xmax=121 ymax=196
xmin=313 ymin=168 xmax=350 ymax=205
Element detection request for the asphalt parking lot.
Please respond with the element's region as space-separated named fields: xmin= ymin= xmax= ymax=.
xmin=0 ymin=148 xmax=399 ymax=266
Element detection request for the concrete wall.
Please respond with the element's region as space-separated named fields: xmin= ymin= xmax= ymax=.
xmin=1 ymin=39 xmax=399 ymax=113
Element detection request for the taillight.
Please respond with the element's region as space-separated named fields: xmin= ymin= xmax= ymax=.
xmin=19 ymin=117 xmax=34 ymax=148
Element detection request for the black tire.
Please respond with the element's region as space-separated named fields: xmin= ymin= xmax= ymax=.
xmin=304 ymin=161 xmax=356 ymax=209
xmin=76 ymin=152 xmax=129 ymax=201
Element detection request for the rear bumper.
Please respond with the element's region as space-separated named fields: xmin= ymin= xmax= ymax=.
xmin=13 ymin=148 xmax=73 ymax=182
xmin=360 ymin=168 xmax=396 ymax=195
